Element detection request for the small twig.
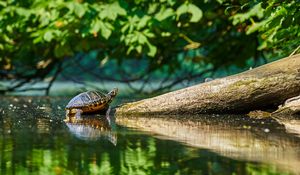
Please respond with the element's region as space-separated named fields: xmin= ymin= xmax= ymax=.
xmin=157 ymin=74 xmax=172 ymax=91
xmin=45 ymin=62 xmax=62 ymax=95
xmin=13 ymin=87 xmax=48 ymax=92
xmin=150 ymin=67 xmax=216 ymax=94
xmin=137 ymin=76 xmax=150 ymax=93
xmin=289 ymin=45 xmax=300 ymax=57
xmin=74 ymin=58 xmax=146 ymax=83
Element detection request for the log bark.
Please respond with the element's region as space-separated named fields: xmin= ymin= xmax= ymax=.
xmin=273 ymin=95 xmax=300 ymax=115
xmin=116 ymin=54 xmax=300 ymax=115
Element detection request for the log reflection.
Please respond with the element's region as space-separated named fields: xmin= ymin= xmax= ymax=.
xmin=64 ymin=114 xmax=117 ymax=145
xmin=116 ymin=114 xmax=300 ymax=174
xmin=271 ymin=115 xmax=300 ymax=137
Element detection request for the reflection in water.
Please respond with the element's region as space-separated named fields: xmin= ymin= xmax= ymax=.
xmin=64 ymin=114 xmax=117 ymax=145
xmin=273 ymin=115 xmax=300 ymax=137
xmin=0 ymin=96 xmax=298 ymax=175
xmin=117 ymin=114 xmax=300 ymax=174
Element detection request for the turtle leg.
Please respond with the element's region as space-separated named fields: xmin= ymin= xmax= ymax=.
xmin=66 ymin=109 xmax=70 ymax=116
xmin=74 ymin=109 xmax=83 ymax=120
xmin=64 ymin=110 xmax=70 ymax=122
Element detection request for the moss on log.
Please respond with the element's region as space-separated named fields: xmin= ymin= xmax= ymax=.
xmin=116 ymin=54 xmax=300 ymax=115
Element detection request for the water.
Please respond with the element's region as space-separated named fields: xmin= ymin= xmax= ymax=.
xmin=0 ymin=96 xmax=300 ymax=175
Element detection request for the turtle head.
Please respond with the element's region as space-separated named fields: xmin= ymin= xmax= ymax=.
xmin=108 ymin=88 xmax=118 ymax=98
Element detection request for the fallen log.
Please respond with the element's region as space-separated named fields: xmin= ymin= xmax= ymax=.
xmin=116 ymin=54 xmax=300 ymax=115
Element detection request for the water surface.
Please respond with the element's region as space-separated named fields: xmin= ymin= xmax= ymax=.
xmin=0 ymin=96 xmax=300 ymax=175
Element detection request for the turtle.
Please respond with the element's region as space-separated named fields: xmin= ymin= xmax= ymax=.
xmin=65 ymin=88 xmax=118 ymax=118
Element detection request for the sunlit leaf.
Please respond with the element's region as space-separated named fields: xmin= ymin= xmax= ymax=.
xmin=136 ymin=45 xmax=142 ymax=53
xmin=43 ymin=31 xmax=54 ymax=42
xmin=126 ymin=45 xmax=135 ymax=55
xmin=246 ymin=20 xmax=268 ymax=34
xmin=101 ymin=22 xmax=113 ymax=39
xmin=74 ymin=3 xmax=85 ymax=18
xmin=91 ymin=19 xmax=101 ymax=33
xmin=146 ymin=42 xmax=157 ymax=57
xmin=155 ymin=8 xmax=175 ymax=21
xmin=0 ymin=1 xmax=6 ymax=7
xmin=231 ymin=3 xmax=264 ymax=25
xmin=137 ymin=16 xmax=151 ymax=30
xmin=99 ymin=1 xmax=126 ymax=20
xmin=176 ymin=3 xmax=202 ymax=23
xmin=137 ymin=32 xmax=148 ymax=44
xmin=188 ymin=4 xmax=203 ymax=22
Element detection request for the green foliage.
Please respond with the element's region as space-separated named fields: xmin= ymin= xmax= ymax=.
xmin=0 ymin=0 xmax=298 ymax=92
xmin=0 ymin=0 xmax=201 ymax=59
xmin=229 ymin=0 xmax=300 ymax=55
xmin=0 ymin=0 xmax=208 ymax=78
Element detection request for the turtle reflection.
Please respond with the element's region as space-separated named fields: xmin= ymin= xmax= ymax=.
xmin=64 ymin=114 xmax=117 ymax=145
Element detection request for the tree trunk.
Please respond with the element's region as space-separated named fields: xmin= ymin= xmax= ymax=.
xmin=116 ymin=54 xmax=300 ymax=115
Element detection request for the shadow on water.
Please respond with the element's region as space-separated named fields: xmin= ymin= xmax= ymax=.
xmin=0 ymin=96 xmax=300 ymax=174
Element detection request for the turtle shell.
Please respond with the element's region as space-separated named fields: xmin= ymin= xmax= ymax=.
xmin=66 ymin=91 xmax=109 ymax=109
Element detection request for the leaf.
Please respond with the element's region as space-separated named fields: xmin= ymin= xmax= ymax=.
xmin=176 ymin=3 xmax=202 ymax=23
xmin=126 ymin=45 xmax=135 ymax=55
xmin=121 ymin=23 xmax=129 ymax=33
xmin=176 ymin=3 xmax=189 ymax=18
xmin=146 ymin=41 xmax=157 ymax=57
xmin=74 ymin=3 xmax=85 ymax=18
xmin=0 ymin=1 xmax=6 ymax=7
xmin=90 ymin=19 xmax=113 ymax=39
xmin=44 ymin=31 xmax=53 ymax=42
xmin=257 ymin=41 xmax=267 ymax=50
xmin=100 ymin=22 xmax=113 ymax=39
xmin=143 ymin=29 xmax=155 ymax=38
xmin=110 ymin=1 xmax=127 ymax=16
xmin=166 ymin=0 xmax=176 ymax=6
xmin=33 ymin=36 xmax=43 ymax=44
xmin=188 ymin=4 xmax=203 ymax=22
xmin=15 ymin=7 xmax=31 ymax=18
xmin=155 ymin=8 xmax=175 ymax=21
xmin=99 ymin=1 xmax=127 ymax=20
xmin=101 ymin=27 xmax=112 ymax=39
xmin=137 ymin=16 xmax=151 ymax=30
xmin=231 ymin=3 xmax=264 ymax=25
xmin=6 ymin=25 xmax=13 ymax=33
xmin=137 ymin=32 xmax=148 ymax=44
xmin=246 ymin=20 xmax=267 ymax=34
xmin=91 ymin=19 xmax=101 ymax=33
xmin=136 ymin=45 xmax=142 ymax=54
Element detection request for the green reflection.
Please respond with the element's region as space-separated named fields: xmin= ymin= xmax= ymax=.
xmin=0 ymin=97 xmax=295 ymax=175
